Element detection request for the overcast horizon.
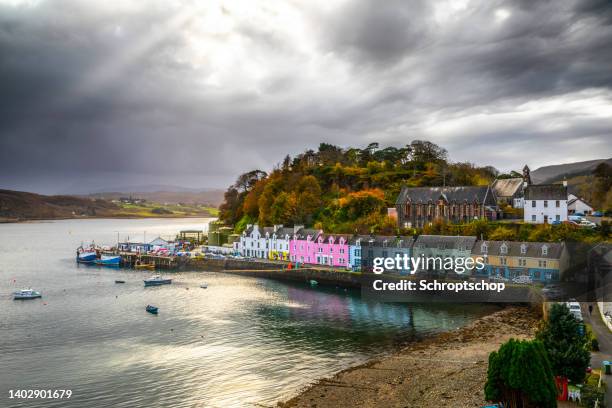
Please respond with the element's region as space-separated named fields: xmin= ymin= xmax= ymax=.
xmin=1 ymin=0 xmax=611 ymax=195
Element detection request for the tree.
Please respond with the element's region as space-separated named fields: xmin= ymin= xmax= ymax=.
xmin=485 ymin=339 xmax=557 ymax=408
xmin=295 ymin=175 xmax=322 ymax=224
xmin=489 ymin=226 xmax=517 ymax=241
xmin=218 ymin=187 xmax=242 ymax=225
xmin=270 ymin=192 xmax=297 ymax=224
xmin=536 ymin=303 xmax=590 ymax=384
xmin=408 ymin=140 xmax=448 ymax=164
xmin=234 ymin=170 xmax=267 ymax=192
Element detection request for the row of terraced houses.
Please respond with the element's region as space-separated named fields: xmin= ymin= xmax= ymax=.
xmin=236 ymin=224 xmax=569 ymax=282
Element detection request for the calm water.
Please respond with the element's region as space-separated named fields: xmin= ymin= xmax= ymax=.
xmin=0 ymin=218 xmax=496 ymax=407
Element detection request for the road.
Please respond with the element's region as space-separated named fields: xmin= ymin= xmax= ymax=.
xmin=585 ymin=303 xmax=612 ymax=407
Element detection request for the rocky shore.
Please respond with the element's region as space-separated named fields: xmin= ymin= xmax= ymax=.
xmin=280 ymin=306 xmax=540 ymax=408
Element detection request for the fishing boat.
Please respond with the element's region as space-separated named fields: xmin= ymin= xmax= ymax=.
xmin=13 ymin=289 xmax=42 ymax=300
xmin=144 ymin=276 xmax=172 ymax=287
xmin=95 ymin=255 xmax=121 ymax=267
xmin=115 ymin=280 xmax=126 ymax=284
xmin=145 ymin=305 xmax=158 ymax=314
xmin=76 ymin=248 xmax=97 ymax=264
xmin=134 ymin=260 xmax=155 ymax=270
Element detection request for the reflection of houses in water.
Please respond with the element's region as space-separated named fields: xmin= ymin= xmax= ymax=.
xmin=286 ymin=287 xmax=350 ymax=321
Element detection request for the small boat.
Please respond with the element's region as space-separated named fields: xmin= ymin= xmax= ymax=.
xmin=135 ymin=261 xmax=155 ymax=270
xmin=95 ymin=255 xmax=121 ymax=267
xmin=115 ymin=280 xmax=126 ymax=284
xmin=77 ymin=250 xmax=97 ymax=264
xmin=309 ymin=280 xmax=318 ymax=286
xmin=13 ymin=289 xmax=42 ymax=300
xmin=200 ymin=283 xmax=208 ymax=289
xmin=144 ymin=276 xmax=172 ymax=287
xmin=145 ymin=305 xmax=158 ymax=314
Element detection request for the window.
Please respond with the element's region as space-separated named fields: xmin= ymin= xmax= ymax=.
xmin=519 ymin=258 xmax=526 ymax=267
xmin=538 ymin=260 xmax=547 ymax=268
xmin=340 ymin=248 xmax=345 ymax=254
xmin=544 ymin=200 xmax=548 ymax=208
xmin=500 ymin=244 xmax=508 ymax=254
xmin=520 ymin=244 xmax=527 ymax=254
xmin=329 ymin=247 xmax=333 ymax=253
xmin=481 ymin=243 xmax=488 ymax=253
xmin=531 ymin=201 xmax=536 ymax=208
xmin=555 ymin=215 xmax=560 ymax=221
xmin=356 ymin=249 xmax=361 ymax=257
xmin=500 ymin=257 xmax=507 ymax=265
xmin=541 ymin=245 xmax=548 ymax=256
xmin=532 ymin=215 xmax=536 ymax=222
xmin=318 ymin=247 xmax=323 ymax=253
xmin=556 ymin=200 xmax=560 ymax=207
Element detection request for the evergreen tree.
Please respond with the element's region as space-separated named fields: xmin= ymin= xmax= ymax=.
xmin=536 ymin=303 xmax=590 ymax=383
xmin=485 ymin=339 xmax=557 ymax=408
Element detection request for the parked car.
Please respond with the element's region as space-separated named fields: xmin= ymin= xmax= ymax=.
xmin=578 ymin=219 xmax=597 ymax=229
xmin=566 ymin=302 xmax=583 ymax=321
xmin=592 ymin=211 xmax=604 ymax=217
xmin=568 ymin=215 xmax=583 ymax=222
xmin=573 ymin=212 xmax=585 ymax=217
xmin=551 ymin=220 xmax=562 ymax=225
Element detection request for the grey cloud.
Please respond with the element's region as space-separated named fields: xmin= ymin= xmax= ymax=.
xmin=0 ymin=0 xmax=611 ymax=194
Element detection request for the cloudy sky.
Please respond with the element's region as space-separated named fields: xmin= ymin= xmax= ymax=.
xmin=0 ymin=0 xmax=611 ymax=194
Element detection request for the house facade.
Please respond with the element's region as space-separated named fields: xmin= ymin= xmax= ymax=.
xmin=523 ymin=183 xmax=568 ymax=223
xmin=491 ymin=178 xmax=524 ymax=207
xmin=313 ymin=233 xmax=351 ymax=268
xmin=471 ymin=240 xmax=567 ymax=282
xmin=348 ymin=236 xmax=363 ymax=271
xmin=239 ymin=224 xmax=269 ymax=259
xmin=360 ymin=235 xmax=415 ymax=275
xmin=411 ymin=235 xmax=476 ymax=274
xmin=395 ymin=186 xmax=498 ymax=228
xmin=264 ymin=225 xmax=293 ymax=261
xmin=567 ymin=194 xmax=594 ymax=215
xmin=289 ymin=227 xmax=322 ymax=265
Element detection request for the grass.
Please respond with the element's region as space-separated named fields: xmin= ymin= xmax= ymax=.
xmin=115 ymin=202 xmax=218 ymax=218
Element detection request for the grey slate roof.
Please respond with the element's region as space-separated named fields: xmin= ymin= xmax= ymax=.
xmin=524 ymin=184 xmax=567 ymax=200
xmin=471 ymin=240 xmax=564 ymax=259
xmin=293 ymin=228 xmax=321 ymax=240
xmin=395 ymin=186 xmax=496 ymax=206
xmin=492 ymin=178 xmax=524 ymax=198
xmin=413 ymin=235 xmax=477 ymax=251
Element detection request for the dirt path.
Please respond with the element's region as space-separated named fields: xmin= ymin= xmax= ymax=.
xmin=280 ymin=306 xmax=540 ymax=408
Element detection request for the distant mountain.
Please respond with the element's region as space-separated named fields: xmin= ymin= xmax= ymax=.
xmin=86 ymin=190 xmax=225 ymax=206
xmin=530 ymin=158 xmax=612 ymax=184
xmin=0 ymin=189 xmax=119 ymax=221
xmin=86 ymin=184 xmax=217 ymax=194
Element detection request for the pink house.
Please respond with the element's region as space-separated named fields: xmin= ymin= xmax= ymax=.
xmin=313 ymin=233 xmax=351 ymax=268
xmin=289 ymin=226 xmax=321 ymax=265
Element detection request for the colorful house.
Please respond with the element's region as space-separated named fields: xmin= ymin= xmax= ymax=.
xmin=471 ymin=240 xmax=567 ymax=282
xmin=265 ymin=225 xmax=293 ymax=261
xmin=348 ymin=236 xmax=364 ymax=272
xmin=313 ymin=233 xmax=352 ymax=268
xmin=289 ymin=226 xmax=322 ymax=265
xmin=239 ymin=224 xmax=269 ymax=259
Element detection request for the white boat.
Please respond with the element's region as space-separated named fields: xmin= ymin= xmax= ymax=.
xmin=13 ymin=289 xmax=42 ymax=300
xmin=144 ymin=276 xmax=172 ymax=287
xmin=200 ymin=283 xmax=208 ymax=289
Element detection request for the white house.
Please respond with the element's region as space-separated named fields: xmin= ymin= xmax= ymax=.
xmin=239 ymin=224 xmax=268 ymax=259
xmin=265 ymin=225 xmax=293 ymax=261
xmin=524 ymin=183 xmax=568 ymax=224
xmin=567 ymin=194 xmax=594 ymax=215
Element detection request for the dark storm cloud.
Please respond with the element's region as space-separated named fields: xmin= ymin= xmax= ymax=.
xmin=0 ymin=0 xmax=610 ymax=194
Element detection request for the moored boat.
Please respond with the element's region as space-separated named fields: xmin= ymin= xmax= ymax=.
xmin=200 ymin=283 xmax=208 ymax=289
xmin=145 ymin=305 xmax=158 ymax=314
xmin=144 ymin=276 xmax=172 ymax=286
xmin=309 ymin=280 xmax=318 ymax=286
xmin=95 ymin=255 xmax=121 ymax=267
xmin=115 ymin=280 xmax=126 ymax=284
xmin=76 ymin=249 xmax=97 ymax=264
xmin=135 ymin=260 xmax=155 ymax=270
xmin=13 ymin=289 xmax=42 ymax=300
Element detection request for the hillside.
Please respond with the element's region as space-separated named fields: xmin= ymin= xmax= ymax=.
xmin=0 ymin=189 xmax=218 ymax=222
xmin=0 ymin=189 xmax=119 ymax=221
xmin=531 ymin=158 xmax=611 ymax=184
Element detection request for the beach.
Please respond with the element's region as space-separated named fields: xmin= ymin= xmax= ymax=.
xmin=281 ymin=306 xmax=540 ymax=408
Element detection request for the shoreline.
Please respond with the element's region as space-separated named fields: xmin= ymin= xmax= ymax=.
xmin=279 ymin=305 xmax=539 ymax=408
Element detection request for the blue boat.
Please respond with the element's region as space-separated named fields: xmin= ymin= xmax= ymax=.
xmin=144 ymin=276 xmax=172 ymax=287
xmin=77 ymin=250 xmax=97 ymax=264
xmin=95 ymin=255 xmax=121 ymax=266
xmin=145 ymin=305 xmax=158 ymax=314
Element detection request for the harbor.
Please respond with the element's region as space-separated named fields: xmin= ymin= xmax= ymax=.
xmin=1 ymin=217 xmax=501 ymax=408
